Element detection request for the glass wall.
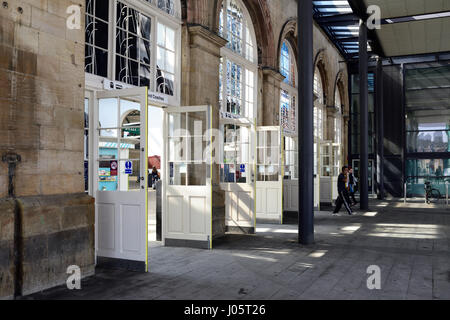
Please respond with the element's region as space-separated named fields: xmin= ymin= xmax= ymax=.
xmin=405 ymin=64 xmax=450 ymax=197
xmin=349 ymin=73 xmax=376 ymax=194
xmin=350 ymin=73 xmax=375 ymax=155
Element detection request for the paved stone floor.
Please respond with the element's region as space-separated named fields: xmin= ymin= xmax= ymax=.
xmin=27 ymin=200 xmax=450 ymax=300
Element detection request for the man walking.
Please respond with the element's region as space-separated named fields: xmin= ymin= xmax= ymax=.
xmin=333 ymin=166 xmax=353 ymax=215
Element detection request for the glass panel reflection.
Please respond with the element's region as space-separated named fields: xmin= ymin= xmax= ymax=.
xmin=99 ymin=98 xmax=118 ymax=129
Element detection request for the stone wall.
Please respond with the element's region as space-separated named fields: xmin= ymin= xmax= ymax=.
xmin=0 ymin=0 xmax=94 ymax=299
xmin=0 ymin=0 xmax=85 ymax=198
xmin=19 ymin=194 xmax=95 ymax=296
xmin=0 ymin=199 xmax=15 ymax=299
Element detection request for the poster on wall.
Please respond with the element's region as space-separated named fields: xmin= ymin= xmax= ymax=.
xmin=110 ymin=161 xmax=118 ymax=176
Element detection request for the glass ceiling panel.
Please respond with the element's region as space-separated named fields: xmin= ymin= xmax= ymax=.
xmin=314 ymin=0 xmax=374 ymax=59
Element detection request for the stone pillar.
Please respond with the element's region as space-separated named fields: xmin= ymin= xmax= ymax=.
xmin=326 ymin=105 xmax=336 ymax=141
xmin=182 ymin=25 xmax=228 ymax=240
xmin=0 ymin=0 xmax=94 ymax=298
xmin=261 ymin=68 xmax=285 ymax=126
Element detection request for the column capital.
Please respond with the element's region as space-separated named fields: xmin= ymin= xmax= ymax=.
xmin=188 ymin=25 xmax=228 ymax=56
xmin=261 ymin=67 xmax=285 ymax=82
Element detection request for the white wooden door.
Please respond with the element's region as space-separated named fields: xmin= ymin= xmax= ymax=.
xmin=220 ymin=123 xmax=256 ymax=233
xmin=283 ymin=135 xmax=298 ymax=213
xmin=284 ymin=180 xmax=299 ymax=212
xmin=163 ymin=106 xmax=212 ymax=249
xmin=94 ymin=87 xmax=148 ymax=272
xmin=256 ymin=127 xmax=283 ymax=224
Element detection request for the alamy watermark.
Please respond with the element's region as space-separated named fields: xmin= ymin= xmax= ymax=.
xmin=66 ymin=265 xmax=81 ymax=290
xmin=64 ymin=4 xmax=384 ymax=31
xmin=66 ymin=5 xmax=81 ymax=30
xmin=367 ymin=5 xmax=382 ymax=30
xmin=367 ymin=265 xmax=381 ymax=290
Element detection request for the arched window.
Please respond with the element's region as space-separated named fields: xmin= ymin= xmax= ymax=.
xmin=279 ymin=40 xmax=297 ymax=135
xmin=218 ymin=0 xmax=258 ymax=119
xmin=280 ymin=41 xmax=296 ymax=87
xmin=314 ymin=66 xmax=325 ymax=141
xmin=219 ymin=0 xmax=258 ymax=184
xmin=333 ymin=87 xmax=344 ymax=176
xmin=219 ymin=0 xmax=256 ymax=63
xmin=314 ymin=66 xmax=324 ymax=105
xmin=334 ymin=88 xmax=342 ymax=145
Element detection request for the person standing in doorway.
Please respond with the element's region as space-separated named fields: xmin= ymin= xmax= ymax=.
xmin=151 ymin=166 xmax=160 ymax=189
xmin=333 ymin=166 xmax=353 ymax=215
xmin=348 ymin=167 xmax=358 ymax=205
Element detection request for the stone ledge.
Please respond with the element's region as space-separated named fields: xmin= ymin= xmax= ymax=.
xmin=0 ymin=199 xmax=15 ymax=241
xmin=0 ymin=193 xmax=95 ymax=299
xmin=0 ymin=199 xmax=15 ymax=299
xmin=17 ymin=193 xmax=94 ymax=238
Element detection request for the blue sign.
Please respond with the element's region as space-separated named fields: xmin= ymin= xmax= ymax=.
xmin=125 ymin=161 xmax=133 ymax=175
xmin=240 ymin=164 xmax=246 ymax=173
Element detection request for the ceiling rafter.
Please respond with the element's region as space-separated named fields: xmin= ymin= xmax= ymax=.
xmin=313 ymin=0 xmax=372 ymax=60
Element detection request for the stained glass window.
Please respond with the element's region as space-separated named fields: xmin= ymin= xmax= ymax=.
xmin=314 ymin=67 xmax=325 ymax=141
xmin=219 ymin=0 xmax=257 ymax=118
xmin=279 ymin=40 xmax=297 ymax=134
xmin=219 ymin=0 xmax=256 ymax=62
xmin=280 ymin=41 xmax=296 ymax=87
xmin=335 ymin=89 xmax=342 ymax=145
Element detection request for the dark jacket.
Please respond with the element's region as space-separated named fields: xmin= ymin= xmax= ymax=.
xmin=349 ymin=173 xmax=355 ymax=185
xmin=337 ymin=173 xmax=347 ymax=193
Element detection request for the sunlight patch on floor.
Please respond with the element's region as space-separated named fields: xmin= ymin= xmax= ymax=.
xmin=308 ymin=250 xmax=328 ymax=258
xmin=232 ymin=253 xmax=278 ymax=262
